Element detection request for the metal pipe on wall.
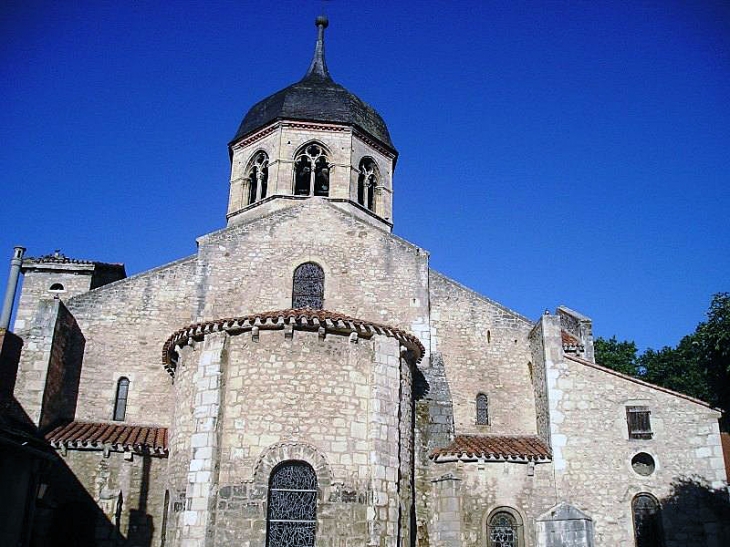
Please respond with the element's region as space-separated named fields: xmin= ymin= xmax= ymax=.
xmin=0 ymin=246 xmax=26 ymax=330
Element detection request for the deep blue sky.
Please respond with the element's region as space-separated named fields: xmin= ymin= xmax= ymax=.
xmin=1 ymin=1 xmax=728 ymax=352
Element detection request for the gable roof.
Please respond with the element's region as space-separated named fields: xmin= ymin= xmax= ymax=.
xmin=565 ymin=354 xmax=720 ymax=411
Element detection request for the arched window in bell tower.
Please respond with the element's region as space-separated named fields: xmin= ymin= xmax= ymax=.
xmin=294 ymin=143 xmax=330 ymax=197
xmin=357 ymin=157 xmax=378 ymax=212
xmin=246 ymin=151 xmax=269 ymax=205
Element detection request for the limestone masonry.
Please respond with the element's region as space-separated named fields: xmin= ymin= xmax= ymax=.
xmin=2 ymin=16 xmax=727 ymax=547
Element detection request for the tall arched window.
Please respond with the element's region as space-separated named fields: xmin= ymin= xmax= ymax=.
xmin=292 ymin=262 xmax=324 ymax=309
xmin=246 ymin=151 xmax=269 ymax=205
xmin=357 ymin=157 xmax=378 ymax=211
xmin=487 ymin=508 xmax=523 ymax=547
xmin=632 ymin=493 xmax=663 ymax=547
xmin=266 ymin=461 xmax=317 ymax=547
xmin=294 ymin=143 xmax=330 ymax=197
xmin=476 ymin=393 xmax=489 ymax=425
xmin=113 ymin=377 xmax=129 ymax=421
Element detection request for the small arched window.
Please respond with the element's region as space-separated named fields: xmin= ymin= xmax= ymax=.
xmin=487 ymin=509 xmax=523 ymax=547
xmin=113 ymin=377 xmax=130 ymax=421
xmin=632 ymin=493 xmax=663 ymax=547
xmin=49 ymin=283 xmax=65 ymax=292
xmin=246 ymin=151 xmax=269 ymax=205
xmin=294 ymin=143 xmax=330 ymax=197
xmin=266 ymin=461 xmax=317 ymax=547
xmin=357 ymin=158 xmax=378 ymax=211
xmin=292 ymin=262 xmax=324 ymax=310
xmin=476 ymin=393 xmax=489 ymax=425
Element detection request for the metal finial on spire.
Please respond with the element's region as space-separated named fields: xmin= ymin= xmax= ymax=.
xmin=305 ymin=15 xmax=331 ymax=80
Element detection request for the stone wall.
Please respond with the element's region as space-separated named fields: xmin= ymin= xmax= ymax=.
xmin=428 ymin=271 xmax=537 ymax=436
xmin=422 ymin=461 xmax=556 ymax=547
xmin=167 ymin=325 xmax=415 ymax=547
xmin=196 ymin=200 xmax=430 ymax=332
xmin=14 ymin=268 xmax=93 ymax=338
xmin=548 ymin=350 xmax=726 ymax=546
xmin=13 ymin=299 xmax=66 ymax=425
xmin=57 ymin=450 xmax=168 ymax=547
xmin=0 ymin=328 xmax=23 ymax=401
xmin=528 ymin=321 xmax=551 ymax=444
xmin=227 ymin=121 xmax=395 ymax=229
xmin=39 ymin=301 xmax=85 ymax=429
xmin=65 ymin=257 xmax=196 ymax=424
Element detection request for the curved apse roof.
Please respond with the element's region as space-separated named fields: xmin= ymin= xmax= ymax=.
xmin=230 ymin=17 xmax=395 ymax=153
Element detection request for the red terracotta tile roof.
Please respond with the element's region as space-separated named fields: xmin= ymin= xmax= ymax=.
xmin=45 ymin=421 xmax=168 ymax=456
xmin=431 ymin=434 xmax=551 ymax=463
xmin=162 ymin=308 xmax=425 ymax=375
xmin=721 ymin=433 xmax=730 ymax=482
xmin=561 ymin=330 xmax=584 ymax=352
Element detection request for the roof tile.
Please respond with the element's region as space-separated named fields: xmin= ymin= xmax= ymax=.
xmin=431 ymin=434 xmax=551 ymax=463
xmin=45 ymin=421 xmax=168 ymax=456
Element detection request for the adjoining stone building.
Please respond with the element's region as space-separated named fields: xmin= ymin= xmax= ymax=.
xmin=3 ymin=16 xmax=728 ymax=547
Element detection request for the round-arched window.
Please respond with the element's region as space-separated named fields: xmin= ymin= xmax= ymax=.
xmin=632 ymin=493 xmax=663 ymax=547
xmin=476 ymin=393 xmax=489 ymax=425
xmin=488 ymin=512 xmax=517 ymax=547
xmin=486 ymin=508 xmax=523 ymax=547
xmin=49 ymin=283 xmax=65 ymax=292
xmin=266 ymin=461 xmax=317 ymax=547
xmin=292 ymin=262 xmax=324 ymax=310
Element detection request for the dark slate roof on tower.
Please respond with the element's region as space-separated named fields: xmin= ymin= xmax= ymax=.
xmin=231 ymin=16 xmax=395 ymax=151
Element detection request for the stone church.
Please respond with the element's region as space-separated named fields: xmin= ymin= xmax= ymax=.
xmin=1 ymin=16 xmax=727 ymax=547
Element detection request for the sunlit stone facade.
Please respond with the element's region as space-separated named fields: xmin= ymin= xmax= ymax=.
xmin=7 ymin=17 xmax=727 ymax=547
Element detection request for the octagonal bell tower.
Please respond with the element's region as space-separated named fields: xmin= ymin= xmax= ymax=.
xmin=226 ymin=17 xmax=398 ymax=231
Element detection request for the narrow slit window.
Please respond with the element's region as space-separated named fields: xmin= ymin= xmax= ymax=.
xmin=476 ymin=393 xmax=489 ymax=425
xmin=292 ymin=263 xmax=324 ymax=310
xmin=113 ymin=377 xmax=130 ymax=421
xmin=626 ymin=406 xmax=652 ymax=439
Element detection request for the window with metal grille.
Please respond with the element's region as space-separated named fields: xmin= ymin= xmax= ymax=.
xmin=488 ymin=511 xmax=518 ymax=547
xmin=266 ymin=461 xmax=317 ymax=547
xmin=292 ymin=263 xmax=324 ymax=309
xmin=476 ymin=393 xmax=489 ymax=425
xmin=632 ymin=493 xmax=663 ymax=547
xmin=113 ymin=377 xmax=129 ymax=421
xmin=626 ymin=406 xmax=652 ymax=439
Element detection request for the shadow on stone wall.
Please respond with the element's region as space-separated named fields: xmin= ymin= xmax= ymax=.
xmin=0 ymin=396 xmax=124 ymax=547
xmin=32 ymin=434 xmax=122 ymax=546
xmin=127 ymin=455 xmax=154 ymax=547
xmin=659 ymin=476 xmax=730 ymax=547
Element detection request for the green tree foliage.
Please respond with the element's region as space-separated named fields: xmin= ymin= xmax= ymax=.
xmin=638 ymin=335 xmax=711 ymax=403
xmin=593 ymin=336 xmax=639 ymax=376
xmin=595 ymin=293 xmax=730 ymax=430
